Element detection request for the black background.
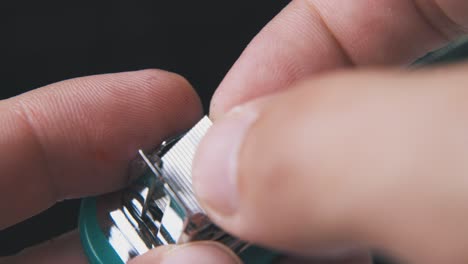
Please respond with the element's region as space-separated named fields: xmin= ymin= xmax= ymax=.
xmin=0 ymin=0 xmax=290 ymax=256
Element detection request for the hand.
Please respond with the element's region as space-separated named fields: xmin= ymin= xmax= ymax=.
xmin=0 ymin=70 xmax=239 ymax=264
xmin=192 ymin=1 xmax=468 ymax=263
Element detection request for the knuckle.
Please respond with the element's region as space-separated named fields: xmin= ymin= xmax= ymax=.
xmin=9 ymin=97 xmax=59 ymax=201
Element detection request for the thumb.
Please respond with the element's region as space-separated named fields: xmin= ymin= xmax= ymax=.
xmin=193 ymin=64 xmax=468 ymax=263
xmin=129 ymin=242 xmax=241 ymax=264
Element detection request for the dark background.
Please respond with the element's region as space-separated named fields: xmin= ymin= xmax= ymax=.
xmin=0 ymin=0 xmax=290 ymax=256
xmin=1 ymin=1 xmax=468 ymax=262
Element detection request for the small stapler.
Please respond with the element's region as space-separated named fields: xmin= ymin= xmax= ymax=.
xmin=79 ymin=116 xmax=277 ymax=263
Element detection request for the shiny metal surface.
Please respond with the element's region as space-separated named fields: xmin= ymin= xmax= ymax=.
xmin=94 ymin=116 xmax=248 ymax=262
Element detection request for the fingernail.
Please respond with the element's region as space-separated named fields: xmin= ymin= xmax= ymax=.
xmin=193 ymin=106 xmax=259 ymax=216
xmin=161 ymin=243 xmax=241 ymax=264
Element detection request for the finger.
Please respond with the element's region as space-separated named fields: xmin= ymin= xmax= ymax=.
xmin=0 ymin=70 xmax=202 ymax=229
xmin=129 ymin=242 xmax=241 ymax=264
xmin=0 ymin=234 xmax=371 ymax=264
xmin=0 ymin=231 xmax=87 ymax=264
xmin=210 ymin=0 xmax=468 ymax=118
xmin=274 ymin=251 xmax=372 ymax=264
xmin=194 ymin=64 xmax=468 ymax=263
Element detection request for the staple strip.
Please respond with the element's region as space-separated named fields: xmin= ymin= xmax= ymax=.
xmin=161 ymin=116 xmax=212 ymax=214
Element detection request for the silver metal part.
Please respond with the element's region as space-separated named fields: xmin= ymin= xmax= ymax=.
xmin=94 ymin=116 xmax=248 ymax=263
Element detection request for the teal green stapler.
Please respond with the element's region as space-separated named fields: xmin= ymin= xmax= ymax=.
xmin=79 ymin=116 xmax=277 ymax=263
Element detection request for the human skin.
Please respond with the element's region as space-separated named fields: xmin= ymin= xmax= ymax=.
xmin=3 ymin=1 xmax=468 ymax=263
xmin=192 ymin=0 xmax=468 ymax=264
xmin=0 ymin=70 xmax=215 ymax=264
